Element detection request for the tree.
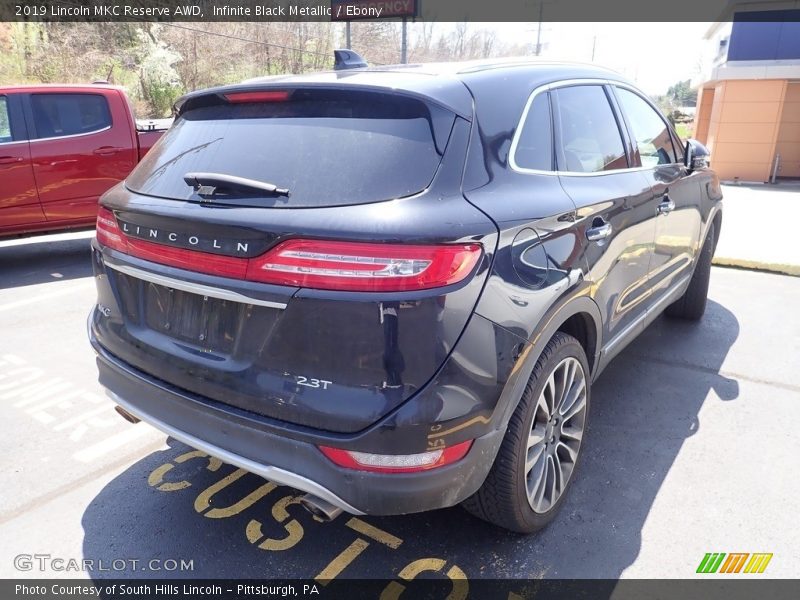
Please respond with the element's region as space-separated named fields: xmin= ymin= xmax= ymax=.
xmin=136 ymin=25 xmax=183 ymax=117
xmin=0 ymin=21 xmax=537 ymax=117
xmin=666 ymin=79 xmax=697 ymax=108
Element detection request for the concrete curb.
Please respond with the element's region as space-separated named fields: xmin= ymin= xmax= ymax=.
xmin=713 ymin=256 xmax=800 ymax=277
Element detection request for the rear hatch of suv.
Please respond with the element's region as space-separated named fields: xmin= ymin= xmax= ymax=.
xmin=90 ymin=81 xmax=497 ymax=433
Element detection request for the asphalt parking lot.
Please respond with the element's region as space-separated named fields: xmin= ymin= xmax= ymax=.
xmin=1 ymin=231 xmax=798 ymax=585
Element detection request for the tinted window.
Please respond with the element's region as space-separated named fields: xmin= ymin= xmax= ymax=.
xmin=616 ymin=88 xmax=676 ymax=167
xmin=31 ymin=93 xmax=111 ymax=139
xmin=514 ymin=93 xmax=553 ymax=171
xmin=127 ymin=90 xmax=454 ymax=208
xmin=0 ymin=97 xmax=10 ymax=143
xmin=554 ymin=85 xmax=628 ymax=173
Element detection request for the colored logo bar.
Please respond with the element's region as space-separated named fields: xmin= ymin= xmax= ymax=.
xmin=696 ymin=553 xmax=773 ymax=574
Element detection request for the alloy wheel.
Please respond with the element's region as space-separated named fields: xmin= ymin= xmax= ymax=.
xmin=524 ymin=356 xmax=588 ymax=513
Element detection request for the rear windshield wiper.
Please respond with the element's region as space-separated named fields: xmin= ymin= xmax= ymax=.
xmin=184 ymin=172 xmax=290 ymax=197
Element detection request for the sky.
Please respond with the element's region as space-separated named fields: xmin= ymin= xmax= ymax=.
xmin=485 ymin=22 xmax=713 ymax=95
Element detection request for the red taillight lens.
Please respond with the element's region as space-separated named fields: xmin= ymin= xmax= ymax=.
xmin=246 ymin=240 xmax=482 ymax=291
xmin=95 ymin=213 xmax=482 ymax=292
xmin=223 ymin=90 xmax=290 ymax=103
xmin=95 ymin=207 xmax=127 ymax=253
xmin=319 ymin=440 xmax=473 ymax=473
xmin=126 ymin=238 xmax=249 ymax=279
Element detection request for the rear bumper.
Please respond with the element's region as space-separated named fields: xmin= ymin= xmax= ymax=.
xmin=92 ymin=336 xmax=505 ymax=516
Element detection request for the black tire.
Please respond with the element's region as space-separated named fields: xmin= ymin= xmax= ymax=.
xmin=665 ymin=222 xmax=715 ymax=321
xmin=462 ymin=332 xmax=590 ymax=534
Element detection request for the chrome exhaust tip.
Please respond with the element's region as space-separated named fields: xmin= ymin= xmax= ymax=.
xmin=299 ymin=493 xmax=344 ymax=522
xmin=114 ymin=405 xmax=141 ymax=424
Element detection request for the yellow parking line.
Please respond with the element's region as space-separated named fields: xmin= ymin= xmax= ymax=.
xmin=194 ymin=469 xmax=277 ymax=519
xmin=346 ymin=518 xmax=403 ymax=549
xmin=315 ymin=538 xmax=370 ymax=582
xmin=246 ymin=495 xmax=306 ymax=551
xmin=148 ymin=463 xmax=192 ymax=491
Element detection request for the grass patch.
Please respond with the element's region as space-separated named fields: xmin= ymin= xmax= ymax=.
xmin=675 ymin=122 xmax=692 ymax=140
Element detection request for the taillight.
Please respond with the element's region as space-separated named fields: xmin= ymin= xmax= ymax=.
xmin=95 ymin=214 xmax=482 ymax=292
xmin=223 ymin=90 xmax=290 ymax=103
xmin=247 ymin=240 xmax=482 ymax=292
xmin=319 ymin=440 xmax=473 ymax=473
xmin=126 ymin=238 xmax=249 ymax=279
xmin=95 ymin=207 xmax=127 ymax=253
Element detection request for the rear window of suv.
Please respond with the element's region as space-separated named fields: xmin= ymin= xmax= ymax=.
xmin=126 ymin=89 xmax=455 ymax=208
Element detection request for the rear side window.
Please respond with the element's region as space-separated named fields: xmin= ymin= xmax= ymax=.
xmin=0 ymin=97 xmax=10 ymax=143
xmin=513 ymin=93 xmax=553 ymax=171
xmin=31 ymin=93 xmax=111 ymax=139
xmin=554 ymin=85 xmax=628 ymax=173
xmin=127 ymin=90 xmax=455 ymax=208
xmin=615 ymin=87 xmax=677 ymax=167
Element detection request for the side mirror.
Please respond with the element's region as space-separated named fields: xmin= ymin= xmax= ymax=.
xmin=685 ymin=139 xmax=710 ymax=172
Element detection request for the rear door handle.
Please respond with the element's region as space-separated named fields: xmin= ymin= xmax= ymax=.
xmin=0 ymin=156 xmax=23 ymax=165
xmin=93 ymin=146 xmax=124 ymax=156
xmin=658 ymin=195 xmax=676 ymax=215
xmin=586 ymin=218 xmax=613 ymax=242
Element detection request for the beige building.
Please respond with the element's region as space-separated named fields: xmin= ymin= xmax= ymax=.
xmin=693 ymin=6 xmax=800 ymax=182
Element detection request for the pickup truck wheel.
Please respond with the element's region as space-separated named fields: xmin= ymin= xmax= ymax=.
xmin=462 ymin=332 xmax=590 ymax=533
xmin=666 ymin=222 xmax=715 ymax=321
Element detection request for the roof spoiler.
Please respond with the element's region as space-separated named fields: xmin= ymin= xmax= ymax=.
xmin=334 ymin=49 xmax=368 ymax=71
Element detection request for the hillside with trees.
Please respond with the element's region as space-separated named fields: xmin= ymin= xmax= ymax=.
xmin=0 ymin=22 xmax=530 ymax=118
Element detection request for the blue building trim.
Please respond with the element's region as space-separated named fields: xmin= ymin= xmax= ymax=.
xmin=729 ymin=10 xmax=800 ymax=61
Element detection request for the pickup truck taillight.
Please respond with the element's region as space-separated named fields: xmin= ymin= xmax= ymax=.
xmin=94 ymin=207 xmax=482 ymax=292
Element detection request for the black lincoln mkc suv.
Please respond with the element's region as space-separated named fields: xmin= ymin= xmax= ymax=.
xmin=88 ymin=56 xmax=722 ymax=533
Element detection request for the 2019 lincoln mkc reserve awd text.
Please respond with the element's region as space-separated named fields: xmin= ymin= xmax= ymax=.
xmin=88 ymin=59 xmax=722 ymax=533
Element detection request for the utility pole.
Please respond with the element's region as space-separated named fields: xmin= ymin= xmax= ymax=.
xmin=401 ymin=17 xmax=408 ymax=63
xmin=345 ymin=21 xmax=351 ymax=49
xmin=535 ymin=2 xmax=544 ymax=55
xmin=533 ymin=1 xmax=552 ymax=57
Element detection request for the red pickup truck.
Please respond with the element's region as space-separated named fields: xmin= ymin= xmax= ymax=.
xmin=0 ymin=84 xmax=169 ymax=238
